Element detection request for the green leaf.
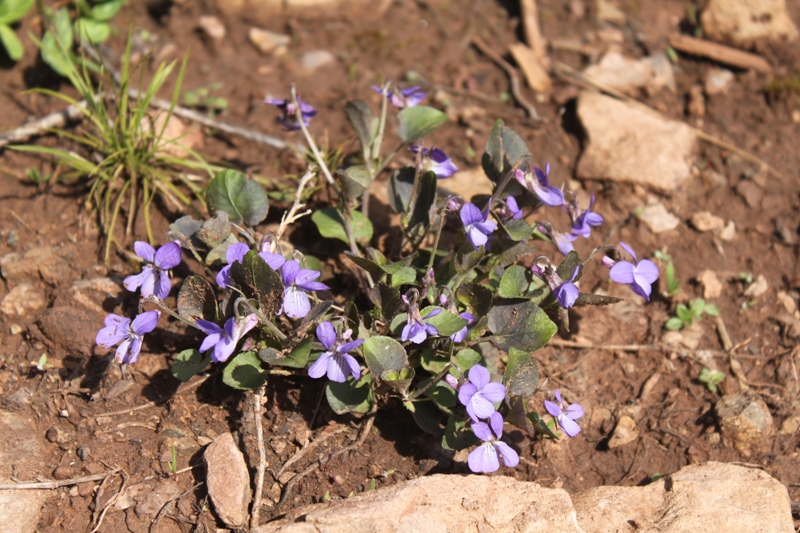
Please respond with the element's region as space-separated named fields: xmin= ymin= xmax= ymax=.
xmin=455 ymin=348 xmax=481 ymax=372
xmin=345 ymin=99 xmax=377 ymax=157
xmin=0 ymin=0 xmax=35 ymax=23
xmin=455 ymin=242 xmax=484 ymax=274
xmin=341 ymin=165 xmax=371 ymax=205
xmin=689 ymin=298 xmax=705 ymax=318
xmin=488 ymin=300 xmax=557 ymax=352
xmin=259 ymin=338 xmax=312 ymax=368
xmin=498 ymin=265 xmax=529 ymax=298
xmin=396 ymin=105 xmax=447 ymax=143
xmin=556 ymin=250 xmax=583 ymax=282
xmin=177 ymin=275 xmax=218 ymax=322
xmin=205 ymin=234 xmax=239 ymax=266
xmin=88 ymin=0 xmax=125 ymax=21
xmin=504 ymin=347 xmax=540 ymax=398
xmin=75 ymin=18 xmax=109 ymax=43
xmin=171 ymin=349 xmax=211 ymax=382
xmin=311 ymin=207 xmax=374 ymax=244
xmin=408 ymin=171 xmax=437 ymax=231
xmin=442 ymin=416 xmax=474 ymax=451
xmin=40 ymin=9 xmax=75 ymax=77
xmin=421 ymin=306 xmax=468 ymax=337
xmin=502 ymin=218 xmax=532 ymax=241
xmin=345 ymin=253 xmax=387 ymax=279
xmin=0 ymin=25 xmax=23 ymax=61
xmin=362 ymin=336 xmax=407 ymax=378
xmin=456 ymin=283 xmax=493 ymax=317
xmin=223 ymin=351 xmax=268 ymax=390
xmin=482 ymin=119 xmax=530 ymax=184
xmin=326 ymin=374 xmax=373 ymax=414
xmin=229 ymin=251 xmax=284 ymax=317
xmin=206 ymin=169 xmax=269 ymax=226
xmin=527 ymin=411 xmax=559 ymax=439
xmin=410 ymin=400 xmax=445 ymax=437
xmin=387 ymin=167 xmax=415 ymax=214
xmin=368 ymin=283 xmax=402 ymax=320
xmin=430 ymin=382 xmax=457 ymax=409
xmin=197 ymin=211 xmax=232 ymax=248
xmin=420 ymin=349 xmax=449 ymax=374
xmin=391 ymin=266 xmax=417 ymax=288
xmin=665 ymin=317 xmax=684 ymax=330
xmin=704 ymin=303 xmax=720 ymax=317
xmin=380 ymin=367 xmax=414 ymax=394
xmin=675 ymin=304 xmax=694 ymax=323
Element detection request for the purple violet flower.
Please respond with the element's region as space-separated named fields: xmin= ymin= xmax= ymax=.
xmin=216 ymin=242 xmax=286 ymax=289
xmin=450 ymin=311 xmax=475 ymax=343
xmin=308 ymin=321 xmax=363 ymax=382
xmin=458 ymin=365 xmax=506 ymax=421
xmin=124 ymin=241 xmax=182 ymax=300
xmin=570 ymin=194 xmax=603 ymax=238
xmin=533 ymin=262 xmax=580 ymax=309
xmin=468 ymin=414 xmax=519 ymax=473
xmin=196 ymin=314 xmax=259 ymax=363
xmin=410 ymin=145 xmax=459 ymax=178
xmin=544 ymin=389 xmax=584 ymax=438
xmin=264 ymin=96 xmax=317 ymax=131
xmin=280 ymin=260 xmax=329 ymax=319
xmin=460 ymin=203 xmax=497 ymax=251
xmin=505 ymin=196 xmax=524 ymax=220
xmin=96 ymin=310 xmax=160 ymax=365
xmin=514 ymin=164 xmax=564 ymax=207
xmin=538 ymin=224 xmax=578 ymax=257
xmin=372 ymin=84 xmax=427 ymax=108
xmin=401 ymin=307 xmax=441 ymax=344
xmin=608 ymin=242 xmax=660 ymax=301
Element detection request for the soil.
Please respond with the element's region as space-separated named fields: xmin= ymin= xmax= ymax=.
xmin=1 ymin=0 xmax=799 ymax=531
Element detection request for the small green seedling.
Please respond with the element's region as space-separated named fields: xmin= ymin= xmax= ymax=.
xmin=183 ymin=83 xmax=228 ymax=115
xmin=167 ymin=445 xmax=178 ymax=478
xmin=0 ymin=0 xmax=34 ymax=61
xmin=33 ymin=353 xmax=48 ymax=372
xmin=665 ymin=298 xmax=720 ymax=330
xmin=26 ymin=167 xmax=54 ymax=185
xmin=653 ymin=248 xmax=681 ymax=297
xmin=697 ymin=367 xmax=725 ymax=393
xmin=738 ymin=272 xmax=754 ymax=284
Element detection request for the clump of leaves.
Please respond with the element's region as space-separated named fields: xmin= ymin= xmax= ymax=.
xmin=0 ymin=0 xmax=34 ymax=61
xmin=665 ymin=298 xmax=720 ymax=330
xmin=15 ymin=34 xmax=217 ymax=263
xmin=697 ymin=367 xmax=725 ymax=393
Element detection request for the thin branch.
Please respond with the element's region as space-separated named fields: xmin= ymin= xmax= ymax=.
xmin=276 ymin=426 xmax=350 ymax=479
xmin=94 ymin=375 xmax=209 ymax=421
xmin=273 ymin=170 xmax=315 ymax=247
xmin=0 ymin=469 xmax=119 ymax=490
xmin=250 ymin=387 xmax=267 ymax=530
xmin=549 ymin=339 xmax=661 ymax=352
xmin=0 ymin=103 xmax=86 ymax=148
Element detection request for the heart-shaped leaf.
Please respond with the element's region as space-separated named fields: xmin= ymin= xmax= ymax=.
xmin=206 ymin=169 xmax=269 ymax=226
xmin=397 ymin=105 xmax=447 ymax=143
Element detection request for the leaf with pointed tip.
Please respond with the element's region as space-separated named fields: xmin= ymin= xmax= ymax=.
xmin=259 ymin=338 xmax=312 ymax=368
xmin=206 ymin=169 xmax=269 ymax=226
xmin=397 ymin=105 xmax=447 ymax=143
xmin=556 ymin=250 xmax=583 ymax=281
xmin=482 ymin=119 xmax=530 ymax=184
xmin=229 ymin=251 xmax=283 ymax=317
xmin=177 ymin=275 xmax=218 ymax=322
xmin=363 ymin=336 xmax=407 ymax=378
xmin=456 ymin=283 xmax=493 ymax=318
xmin=312 ymin=207 xmax=373 ymax=244
xmin=387 ymin=167 xmax=415 ymax=214
xmin=420 ymin=306 xmax=468 ymax=337
xmin=488 ymin=300 xmax=557 ymax=352
xmin=498 ymin=265 xmax=529 ymax=299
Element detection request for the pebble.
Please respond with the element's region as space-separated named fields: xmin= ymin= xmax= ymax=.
xmin=779 ymin=415 xmax=800 ymax=435
xmin=720 ymin=220 xmax=736 ymax=241
xmin=0 ymin=283 xmax=47 ymax=319
xmin=204 ymin=433 xmax=251 ymax=529
xmin=688 ymin=85 xmax=706 ymax=117
xmin=735 ymin=180 xmax=763 ymax=208
xmin=698 ymin=270 xmax=723 ymax=299
xmin=596 ymin=0 xmax=626 ymax=25
xmin=705 ymin=67 xmax=734 ymax=95
xmin=777 ymin=291 xmax=797 ymax=313
xmin=639 ymin=202 xmax=680 ymax=233
xmin=715 ymin=393 xmax=774 ymax=457
xmin=701 ymin=0 xmax=798 ymax=49
xmin=690 ymin=211 xmax=725 ymax=232
xmin=743 ymin=274 xmax=768 ymax=298
xmin=45 ymin=427 xmax=71 ymax=446
xmin=9 ymin=324 xmax=22 ymax=335
xmin=608 ymin=415 xmax=638 ymax=448
xmin=198 ymin=15 xmax=226 ymax=40
xmin=583 ymin=52 xmax=656 ymax=97
xmin=299 ymin=50 xmax=336 ymax=71
xmin=248 ymin=27 xmax=290 ymax=55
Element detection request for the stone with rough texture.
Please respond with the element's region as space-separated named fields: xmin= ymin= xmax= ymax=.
xmin=198 ymin=15 xmax=226 ymax=40
xmin=697 ymin=270 xmax=723 ymax=299
xmin=1 ymin=283 xmax=46 ymax=318
xmin=575 ymin=92 xmax=696 ymax=192
xmin=639 ymin=202 xmax=680 ymax=233
xmin=299 ymin=50 xmax=336 ymax=71
xmin=583 ymin=52 xmax=657 ymax=96
xmin=701 ymin=0 xmax=798 ymax=49
xmin=705 ymin=68 xmax=734 ymax=95
xmin=248 ymin=27 xmax=290 ymax=55
xmin=0 ymin=244 xmax=86 ymax=287
xmin=690 ymin=211 xmax=725 ymax=232
xmin=253 ymin=474 xmax=581 ymax=532
xmin=607 ymin=415 xmax=638 ymax=448
xmin=575 ymin=462 xmax=793 ymax=533
xmin=715 ymin=393 xmax=774 ymax=457
xmin=204 ymin=433 xmax=251 ymax=529
xmin=0 ymin=411 xmax=49 ymax=533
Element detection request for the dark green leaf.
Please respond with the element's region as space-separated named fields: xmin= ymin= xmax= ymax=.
xmin=421 ymin=349 xmax=449 ymax=374
xmin=430 ymin=382 xmax=457 ymax=408
xmin=368 ymin=283 xmax=402 ymax=320
xmin=363 ymin=336 xmax=407 ymax=377
xmin=311 ymin=207 xmax=373 ymax=244
xmin=527 ymin=411 xmax=560 ymax=439
xmin=442 ymin=416 xmax=474 ymax=451
xmin=455 ymin=242 xmax=484 ymax=274
xmin=171 ymin=349 xmax=210 ymax=382
xmin=197 ymin=211 xmax=232 ymax=247
xmin=456 ymin=283 xmax=493 ymax=317
xmin=504 ymin=347 xmax=539 ymax=398
xmin=326 ymin=374 xmax=373 ymax=414
xmin=410 ymin=400 xmax=445 ymax=437
xmin=502 ymin=218 xmax=532 ymax=241
xmin=482 ymin=119 xmax=530 ymax=184
xmin=259 ymin=338 xmax=312 ymax=368
xmin=397 ymin=105 xmax=447 ymax=143
xmin=341 ymin=165 xmax=371 ymax=205
xmin=574 ymin=293 xmax=623 ymax=306
xmin=421 ymin=306 xmax=468 ymax=337
xmin=455 ymin=348 xmax=481 ymax=372
xmin=229 ymin=251 xmax=284 ymax=317
xmin=491 ymin=239 xmax=537 ymax=267
xmin=345 ymin=253 xmax=387 ymax=279
xmin=498 ymin=265 xmax=529 ymax=298
xmin=167 ymin=215 xmax=203 ymax=249
xmin=295 ymin=300 xmax=334 ymax=338
xmin=222 ymin=351 xmax=268 ymax=390
xmin=488 ymin=300 xmax=557 ymax=352
xmin=391 ymin=266 xmax=417 ymax=288
xmin=387 ymin=167 xmax=415 ymax=214
xmin=408 ymin=171 xmax=437 ymax=231
xmin=177 ymin=275 xmax=218 ymax=322
xmin=556 ymin=250 xmax=583 ymax=282
xmin=206 ymin=169 xmax=269 ymax=226
xmin=345 ymin=99 xmax=376 ymax=156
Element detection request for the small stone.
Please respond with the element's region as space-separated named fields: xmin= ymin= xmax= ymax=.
xmin=197 ymin=436 xmax=213 ymax=446
xmin=204 ymin=433 xmax=251 ymax=529
xmin=45 ymin=427 xmax=71 ymax=446
xmin=53 ymin=466 xmax=76 ymax=480
xmin=701 ymin=0 xmax=798 ymax=49
xmin=77 ymin=446 xmax=90 ymax=461
xmin=792 ymin=110 xmax=800 ymax=123
xmin=638 ymin=202 xmax=680 ymax=233
xmin=570 ymin=0 xmax=586 ymax=18
xmin=720 ymin=220 xmax=736 ymax=241
xmin=135 ymin=481 xmax=182 ymax=518
xmin=736 ymin=180 xmax=763 ymax=208
xmin=596 ymin=0 xmax=626 ymax=25
xmin=701 ymin=168 xmax=728 ymax=188
xmin=690 ymin=211 xmax=725 ymax=232
xmin=608 ymin=415 xmax=638 ymax=448
xmin=680 ymin=324 xmax=704 ymax=350
xmin=777 ymin=291 xmax=797 ymax=314
xmin=698 ymin=270 xmax=723 ymax=299
xmin=198 ymin=15 xmax=226 ymax=40
xmin=299 ymin=50 xmax=336 ymax=72
xmin=583 ymin=52 xmax=656 ymax=97
xmin=705 ymin=68 xmax=735 ymax=95
xmin=707 ymin=431 xmax=721 ymax=445
xmin=779 ymin=415 xmax=800 ymax=435
xmin=270 ymin=439 xmax=287 ymax=454
xmin=9 ymin=324 xmax=22 ymax=335
xmin=715 ymin=393 xmax=773 ymax=457
xmin=1 ymin=283 xmax=47 ymax=319
xmin=743 ymin=275 xmax=768 ymax=298
xmin=248 ymin=27 xmax=290 ymax=55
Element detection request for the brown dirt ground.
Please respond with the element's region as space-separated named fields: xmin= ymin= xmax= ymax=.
xmin=1 ymin=0 xmax=799 ymax=531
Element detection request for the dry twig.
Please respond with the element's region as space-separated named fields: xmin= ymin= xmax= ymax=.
xmin=88 ymin=470 xmax=127 ymax=533
xmin=250 ymin=386 xmax=268 ymax=530
xmin=549 ymin=338 xmax=661 ymax=352
xmin=519 ymin=0 xmax=547 ymax=63
xmin=94 ymin=375 xmax=209 ymax=421
xmin=668 ymin=34 xmax=771 ymax=73
xmin=276 ymin=425 xmax=350 ymax=479
xmin=0 ymin=469 xmax=119 ymax=490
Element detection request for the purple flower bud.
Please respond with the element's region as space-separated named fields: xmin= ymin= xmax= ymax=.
xmin=372 ymin=84 xmax=427 ymax=108
xmin=264 ymin=96 xmax=317 ymax=131
xmin=533 ymin=260 xmax=580 ymax=309
xmin=514 ymin=163 xmax=564 ymax=207
xmin=444 ymin=374 xmax=460 ymax=390
xmin=569 ymin=194 xmax=603 ymax=238
xmin=446 ymin=195 xmax=463 ymax=213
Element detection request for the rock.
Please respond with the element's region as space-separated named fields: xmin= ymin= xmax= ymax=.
xmin=204 ymin=433 xmax=251 ymax=529
xmin=698 ymin=270 xmax=723 ymax=299
xmin=720 ymin=220 xmax=736 ymax=241
xmin=690 ymin=211 xmax=725 ymax=232
xmin=298 ymin=50 xmax=336 ymax=71
xmin=777 ymin=291 xmax=797 ymax=313
xmin=596 ymin=0 xmax=626 ymax=25
xmin=743 ymin=274 xmax=768 ymax=298
xmin=639 ymin=202 xmax=680 ymax=233
xmin=45 ymin=427 xmax=71 ymax=446
xmin=0 ymin=411 xmax=49 ymax=533
xmin=252 ymin=474 xmax=581 ymax=533
xmin=701 ymin=0 xmax=799 ymax=49
xmin=574 ymin=462 xmax=793 ymax=533
xmin=248 ymin=27 xmax=290 ymax=55
xmin=9 ymin=324 xmax=23 ymax=335
xmin=688 ymin=85 xmax=705 ymax=117
xmin=779 ymin=415 xmax=800 ymax=435
xmin=0 ymin=283 xmax=46 ymax=318
xmin=705 ymin=67 xmax=735 ymax=95
xmin=0 ymin=244 xmax=85 ymax=287
xmin=135 ymin=480 xmax=183 ymax=517
xmin=510 ymin=44 xmax=552 ymax=94
xmin=583 ymin=52 xmax=657 ymax=96
xmin=644 ymin=52 xmax=676 ymax=94
xmin=736 ymin=180 xmax=763 ymax=208
xmin=715 ymin=393 xmax=773 ymax=456
xmin=198 ymin=15 xmax=226 ymax=39
xmin=575 ymin=91 xmax=697 ymax=192
xmin=608 ymin=415 xmax=638 ymax=448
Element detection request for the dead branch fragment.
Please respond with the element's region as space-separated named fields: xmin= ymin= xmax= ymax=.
xmin=0 ymin=469 xmax=119 ymax=490
xmin=668 ymin=34 xmax=771 ymax=74
xmin=519 ymin=0 xmax=548 ymax=63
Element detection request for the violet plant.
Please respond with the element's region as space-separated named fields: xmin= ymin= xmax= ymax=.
xmin=95 ymin=82 xmax=659 ymax=475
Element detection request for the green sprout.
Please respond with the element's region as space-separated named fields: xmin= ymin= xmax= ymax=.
xmin=653 ymin=248 xmax=681 ymax=297
xmin=697 ymin=367 xmax=725 ymax=393
xmin=183 ymin=82 xmax=228 ymax=116
xmin=167 ymin=445 xmax=178 ymax=477
xmin=0 ymin=0 xmax=34 ymax=61
xmin=665 ymin=298 xmax=720 ymax=330
xmin=34 ymin=353 xmax=48 ymax=372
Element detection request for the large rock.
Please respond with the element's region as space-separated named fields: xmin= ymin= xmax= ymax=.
xmin=583 ymin=52 xmax=673 ymax=96
xmin=0 ymin=283 xmax=47 ymax=318
xmin=701 ymin=0 xmax=799 ymax=49
xmin=0 ymin=411 xmax=49 ymax=533
xmin=0 ymin=244 xmax=87 ymax=287
xmin=715 ymin=393 xmax=774 ymax=457
xmin=575 ymin=92 xmax=697 ymax=192
xmin=253 ymin=474 xmax=581 ymax=532
xmin=204 ymin=433 xmax=251 ymax=530
xmin=574 ymin=462 xmax=793 ymax=533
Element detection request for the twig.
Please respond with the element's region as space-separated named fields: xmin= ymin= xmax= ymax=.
xmin=88 ymin=470 xmax=126 ymax=533
xmin=94 ymin=375 xmax=209 ymax=421
xmin=715 ymin=316 xmax=733 ymax=351
xmin=0 ymin=103 xmax=86 ymax=149
xmin=273 ymin=170 xmax=315 ymax=248
xmin=668 ymin=34 xmax=771 ymax=73
xmin=276 ymin=425 xmax=350 ymax=479
xmin=274 ymin=409 xmax=377 ymax=512
xmin=151 ymin=482 xmax=203 ymax=533
xmin=552 ymin=60 xmax=782 ymax=178
xmin=549 ymin=338 xmax=661 ymax=352
xmin=471 ymin=36 xmax=543 ymax=122
xmin=520 ymin=0 xmax=547 ymax=63
xmin=0 ymin=469 xmax=119 ymax=490
xmin=250 ymin=386 xmax=267 ymax=530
